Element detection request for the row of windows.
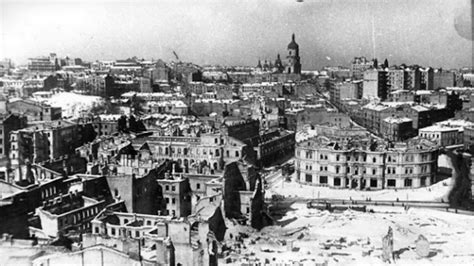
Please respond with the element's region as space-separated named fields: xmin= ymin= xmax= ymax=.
xmin=41 ymin=186 xmax=57 ymax=199
xmin=58 ymin=206 xmax=100 ymax=227
xmin=303 ymin=174 xmax=429 ymax=188
xmin=158 ymin=147 xmax=222 ymax=157
xmin=165 ymin=197 xmax=176 ymax=204
xmin=301 ymin=163 xmax=430 ymax=175
xmin=164 ymin=185 xmax=176 ymax=192
xmin=100 ymin=226 xmax=142 ymax=238
xmin=299 ymin=150 xmax=432 ymax=163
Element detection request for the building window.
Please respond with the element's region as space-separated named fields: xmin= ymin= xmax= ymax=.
xmin=373 ymin=157 xmax=376 ymax=163
xmin=235 ymin=151 xmax=239 ymax=157
xmin=372 ymin=168 xmax=376 ymax=175
xmin=305 ymin=174 xmax=312 ymax=183
xmin=172 ymin=186 xmax=176 ymax=191
xmin=165 ymin=185 xmax=169 ymax=191
xmin=370 ymin=178 xmax=378 ymax=188
xmin=335 ymin=166 xmax=340 ymax=174
xmin=421 ymin=177 xmax=426 ymax=186
xmin=320 ymin=176 xmax=328 ymax=184
xmin=111 ymin=228 xmax=116 ymax=236
xmin=172 ymin=210 xmax=176 ymax=216
xmin=404 ymin=179 xmax=412 ymax=187
xmin=334 ymin=177 xmax=341 ymax=186
xmin=387 ymin=179 xmax=396 ymax=187
xmin=172 ymin=198 xmax=176 ymax=204
xmin=95 ymin=227 xmax=99 ymax=234
xmin=196 ymin=183 xmax=201 ymax=190
xmin=336 ymin=155 xmax=340 ymax=161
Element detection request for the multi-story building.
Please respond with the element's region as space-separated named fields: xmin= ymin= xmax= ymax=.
xmin=27 ymin=53 xmax=58 ymax=73
xmin=0 ymin=114 xmax=27 ymax=179
xmin=419 ymin=119 xmax=473 ymax=147
xmin=7 ymin=99 xmax=62 ymax=122
xmin=187 ymin=82 xmax=234 ymax=100
xmin=356 ymin=102 xmax=454 ymax=135
xmin=295 ymin=136 xmax=439 ymax=189
xmin=34 ymin=193 xmax=107 ymax=237
xmin=433 ymin=69 xmax=456 ymax=89
xmin=146 ymin=100 xmax=188 ymax=115
xmin=387 ymin=68 xmax=406 ymax=92
xmin=330 ymin=80 xmax=363 ymax=107
xmin=404 ymin=67 xmax=421 ymax=91
xmin=85 ymin=205 xmax=224 ymax=266
xmin=0 ymin=114 xmax=27 ymax=160
xmin=157 ymin=173 xmax=192 ymax=217
xmin=381 ymin=116 xmax=414 ymax=142
xmin=388 ymin=90 xmax=415 ymax=102
xmin=132 ymin=132 xmax=228 ymax=172
xmin=418 ymin=125 xmax=460 ymax=147
xmin=350 ymin=57 xmax=375 ymax=79
xmin=420 ymin=67 xmax=434 ymax=90
xmin=363 ymin=69 xmax=389 ymax=100
xmin=10 ymin=120 xmax=80 ymax=181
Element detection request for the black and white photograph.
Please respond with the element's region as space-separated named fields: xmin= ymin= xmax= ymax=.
xmin=0 ymin=0 xmax=473 ymax=265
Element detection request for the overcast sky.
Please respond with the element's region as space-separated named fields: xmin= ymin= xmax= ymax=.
xmin=0 ymin=0 xmax=472 ymax=69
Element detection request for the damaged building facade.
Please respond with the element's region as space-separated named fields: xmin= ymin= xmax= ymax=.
xmin=295 ymin=135 xmax=439 ymax=189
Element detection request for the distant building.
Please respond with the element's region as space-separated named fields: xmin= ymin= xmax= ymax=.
xmin=433 ymin=69 xmax=456 ymax=89
xmin=350 ymin=57 xmax=375 ymax=79
xmin=28 ymin=53 xmax=58 ymax=72
xmin=285 ymin=34 xmax=302 ymax=74
xmin=389 ymin=90 xmax=415 ymax=102
xmin=330 ymin=80 xmax=363 ymax=107
xmin=381 ymin=116 xmax=414 ymax=142
xmin=7 ymin=99 xmax=62 ymax=122
xmin=363 ymin=69 xmax=389 ymax=100
xmin=420 ymin=67 xmax=434 ymax=90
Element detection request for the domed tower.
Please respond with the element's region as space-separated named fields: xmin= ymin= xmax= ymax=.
xmin=256 ymin=59 xmax=262 ymax=71
xmin=286 ymin=33 xmax=301 ymax=74
xmin=273 ymin=54 xmax=284 ymax=73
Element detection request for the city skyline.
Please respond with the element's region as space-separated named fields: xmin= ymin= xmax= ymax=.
xmin=0 ymin=0 xmax=472 ymax=69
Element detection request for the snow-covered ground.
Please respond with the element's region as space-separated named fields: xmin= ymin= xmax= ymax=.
xmin=267 ymin=177 xmax=452 ymax=202
xmin=222 ymin=203 xmax=474 ymax=265
xmin=38 ymin=92 xmax=104 ymax=118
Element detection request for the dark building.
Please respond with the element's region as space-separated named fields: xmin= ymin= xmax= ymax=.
xmin=106 ymin=160 xmax=175 ymax=215
xmin=0 ymin=114 xmax=27 ymax=159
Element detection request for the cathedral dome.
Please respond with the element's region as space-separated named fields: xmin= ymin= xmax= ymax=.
xmin=287 ymin=34 xmax=299 ymax=50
